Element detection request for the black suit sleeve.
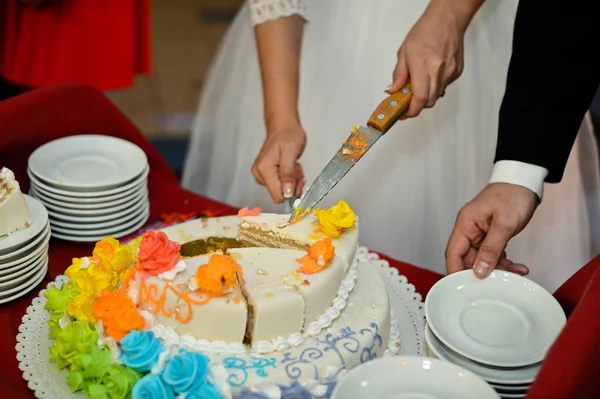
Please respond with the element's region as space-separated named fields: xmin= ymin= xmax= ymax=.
xmin=495 ymin=0 xmax=600 ymax=183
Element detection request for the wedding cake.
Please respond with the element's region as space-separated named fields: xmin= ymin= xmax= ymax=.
xmin=0 ymin=167 xmax=31 ymax=237
xmin=44 ymin=200 xmax=396 ymax=398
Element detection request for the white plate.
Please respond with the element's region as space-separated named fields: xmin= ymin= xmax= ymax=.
xmin=331 ymin=356 xmax=499 ymax=399
xmin=425 ymin=270 xmax=566 ymax=367
xmin=49 ymin=202 xmax=149 ymax=230
xmin=0 ymin=223 xmax=50 ymax=262
xmin=28 ymin=135 xmax=147 ymax=190
xmin=50 ymin=209 xmax=149 ymax=242
xmin=490 ymin=383 xmax=529 ymax=394
xmin=47 ymin=199 xmax=148 ymax=224
xmin=0 ymin=236 xmax=49 ymax=270
xmin=30 ymin=180 xmax=146 ymax=205
xmin=0 ymin=253 xmax=47 ymax=290
xmin=0 ymin=245 xmax=47 ymax=282
xmin=499 ymin=394 xmax=525 ymax=399
xmin=0 ymin=195 xmax=49 ymax=253
xmin=425 ymin=325 xmax=539 ymax=385
xmin=0 ymin=260 xmax=48 ymax=304
xmin=28 ymin=165 xmax=149 ymax=198
xmin=33 ymin=188 xmax=148 ymax=215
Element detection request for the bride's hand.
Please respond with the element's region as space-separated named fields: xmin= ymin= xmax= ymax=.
xmin=251 ymin=125 xmax=306 ymax=204
xmin=388 ymin=1 xmax=476 ymax=118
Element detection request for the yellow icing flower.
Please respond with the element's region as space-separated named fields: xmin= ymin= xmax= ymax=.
xmin=70 ymin=263 xmax=116 ymax=295
xmin=92 ymin=237 xmax=134 ymax=273
xmin=64 ymin=257 xmax=89 ymax=279
xmin=314 ymin=200 xmax=356 ymax=238
xmin=67 ymin=293 xmax=96 ymax=323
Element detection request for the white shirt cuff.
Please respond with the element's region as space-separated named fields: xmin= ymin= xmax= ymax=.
xmin=489 ymin=160 xmax=549 ymax=200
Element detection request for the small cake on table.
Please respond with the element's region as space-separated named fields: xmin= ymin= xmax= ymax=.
xmin=0 ymin=167 xmax=31 ymax=237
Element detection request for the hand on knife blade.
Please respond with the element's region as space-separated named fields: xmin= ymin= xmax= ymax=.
xmin=284 ymin=82 xmax=413 ymax=226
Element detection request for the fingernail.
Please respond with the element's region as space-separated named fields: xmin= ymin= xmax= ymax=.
xmin=384 ymin=84 xmax=392 ymax=92
xmin=283 ymin=183 xmax=294 ymax=198
xmin=474 ymin=261 xmax=490 ymax=277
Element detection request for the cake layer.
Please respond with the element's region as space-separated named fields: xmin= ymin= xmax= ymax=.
xmin=0 ymin=167 xmax=31 ymax=236
xmin=137 ymin=254 xmax=248 ymax=342
xmin=229 ymin=247 xmax=348 ymax=342
xmin=239 ymin=212 xmax=359 ymax=267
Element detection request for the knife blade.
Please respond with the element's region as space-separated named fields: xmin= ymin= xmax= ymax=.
xmin=284 ymin=82 xmax=413 ymax=226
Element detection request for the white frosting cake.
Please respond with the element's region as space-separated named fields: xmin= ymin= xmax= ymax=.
xmin=0 ymin=167 xmax=31 ymax=237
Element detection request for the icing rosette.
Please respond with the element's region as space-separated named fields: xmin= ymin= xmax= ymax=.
xmin=95 ymin=365 xmax=142 ymax=399
xmin=92 ymin=289 xmax=145 ymax=342
xmin=296 ymin=237 xmax=336 ymax=275
xmin=237 ymin=206 xmax=262 ymax=217
xmin=183 ymin=386 xmax=223 ymax=399
xmin=44 ymin=284 xmax=78 ymax=337
xmin=48 ymin=320 xmax=99 ymax=370
xmin=161 ymin=350 xmax=209 ymax=393
xmin=313 ymin=200 xmax=356 ymax=238
xmin=92 ymin=236 xmax=134 ymax=274
xmin=120 ymin=329 xmax=164 ymax=373
xmin=192 ymin=252 xmax=243 ymax=296
xmin=136 ymin=231 xmax=181 ymax=279
xmin=132 ymin=373 xmax=175 ymax=399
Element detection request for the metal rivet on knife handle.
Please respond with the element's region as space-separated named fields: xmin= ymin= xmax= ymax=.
xmin=367 ymin=80 xmax=413 ymax=133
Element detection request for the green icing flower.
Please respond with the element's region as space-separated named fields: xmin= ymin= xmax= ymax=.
xmin=103 ymin=365 xmax=142 ymax=399
xmin=44 ymin=284 xmax=79 ymax=337
xmin=48 ymin=321 xmax=98 ymax=370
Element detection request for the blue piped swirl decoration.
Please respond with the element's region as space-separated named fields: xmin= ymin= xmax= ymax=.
xmin=222 ymin=356 xmax=277 ymax=387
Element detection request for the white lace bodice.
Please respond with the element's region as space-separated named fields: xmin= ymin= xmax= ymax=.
xmin=248 ymin=0 xmax=308 ymax=25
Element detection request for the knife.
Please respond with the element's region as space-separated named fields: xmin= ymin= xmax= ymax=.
xmin=283 ymin=82 xmax=413 ymax=226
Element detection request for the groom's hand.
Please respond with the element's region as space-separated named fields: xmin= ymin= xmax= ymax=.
xmin=387 ymin=0 xmax=470 ymax=118
xmin=445 ymin=183 xmax=539 ymax=278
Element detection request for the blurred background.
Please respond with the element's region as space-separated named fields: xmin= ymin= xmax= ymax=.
xmin=1 ymin=0 xmax=599 ymax=182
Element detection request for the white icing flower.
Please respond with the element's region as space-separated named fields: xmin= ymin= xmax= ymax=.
xmin=302 ymin=380 xmax=329 ymax=398
xmin=158 ymin=259 xmax=187 ymax=280
xmin=79 ymin=257 xmax=91 ymax=269
xmin=127 ymin=279 xmax=140 ymax=305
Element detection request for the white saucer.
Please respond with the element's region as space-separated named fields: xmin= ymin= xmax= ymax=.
xmin=425 ymin=324 xmax=539 ymax=385
xmin=50 ymin=209 xmax=149 ymax=242
xmin=425 ymin=270 xmax=566 ymax=368
xmin=28 ymin=165 xmax=149 ymax=198
xmin=49 ymin=202 xmax=149 ymax=230
xmin=28 ymin=135 xmax=147 ymax=190
xmin=0 ymin=223 xmax=50 ymax=262
xmin=0 ymin=237 xmax=48 ymax=271
xmin=0 ymin=195 xmax=49 ymax=253
xmin=35 ymin=189 xmax=148 ymax=215
xmin=47 ymin=199 xmax=148 ymax=224
xmin=0 ymin=260 xmax=48 ymax=304
xmin=30 ymin=181 xmax=146 ymax=206
xmin=331 ymin=356 xmax=499 ymax=399
xmin=0 ymin=253 xmax=47 ymax=289
xmin=0 ymin=247 xmax=47 ymax=283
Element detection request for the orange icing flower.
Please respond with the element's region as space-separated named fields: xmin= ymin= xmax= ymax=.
xmin=313 ymin=200 xmax=356 ymax=238
xmin=136 ymin=231 xmax=181 ymax=279
xmin=296 ymin=238 xmax=336 ymax=275
xmin=237 ymin=206 xmax=262 ymax=217
xmin=92 ymin=289 xmax=145 ymax=342
xmin=194 ymin=253 xmax=243 ymax=296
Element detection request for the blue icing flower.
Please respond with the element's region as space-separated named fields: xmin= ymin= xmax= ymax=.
xmin=236 ymin=388 xmax=270 ymax=399
xmin=281 ymin=381 xmax=314 ymax=399
xmin=162 ymin=350 xmax=210 ymax=394
xmin=121 ymin=329 xmax=164 ymax=373
xmin=184 ymin=384 xmax=222 ymax=399
xmin=132 ymin=373 xmax=175 ymax=399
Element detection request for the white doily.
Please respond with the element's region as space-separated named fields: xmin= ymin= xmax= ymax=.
xmin=15 ymin=247 xmax=425 ymax=398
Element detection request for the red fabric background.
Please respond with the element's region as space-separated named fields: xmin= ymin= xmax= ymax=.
xmin=0 ymin=83 xmax=598 ymax=399
xmin=0 ymin=0 xmax=151 ymax=90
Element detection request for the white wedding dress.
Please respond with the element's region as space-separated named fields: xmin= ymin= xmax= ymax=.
xmin=182 ymin=0 xmax=600 ymax=292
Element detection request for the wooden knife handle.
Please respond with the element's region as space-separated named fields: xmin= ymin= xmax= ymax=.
xmin=367 ymin=81 xmax=412 ymax=133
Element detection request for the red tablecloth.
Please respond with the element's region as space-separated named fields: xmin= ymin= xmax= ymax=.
xmin=0 ymin=83 xmax=443 ymax=398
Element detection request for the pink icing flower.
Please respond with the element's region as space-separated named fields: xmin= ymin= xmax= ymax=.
xmin=136 ymin=231 xmax=181 ymax=279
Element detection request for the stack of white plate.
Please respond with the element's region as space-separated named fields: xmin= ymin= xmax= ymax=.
xmin=0 ymin=195 xmax=50 ymax=304
xmin=27 ymin=135 xmax=150 ymax=242
xmin=424 ymin=270 xmax=567 ymax=399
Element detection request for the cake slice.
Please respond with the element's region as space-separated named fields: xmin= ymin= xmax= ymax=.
xmin=0 ymin=167 xmax=31 ymax=237
xmin=238 ymin=210 xmax=359 ymax=267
